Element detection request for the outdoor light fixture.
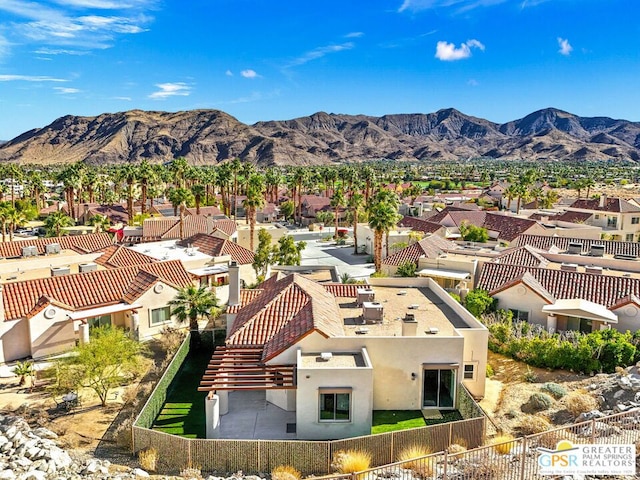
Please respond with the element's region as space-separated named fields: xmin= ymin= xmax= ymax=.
xmin=411 ymin=373 xmax=417 ymax=380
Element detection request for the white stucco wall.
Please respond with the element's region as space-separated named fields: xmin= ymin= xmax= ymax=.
xmin=492 ymin=284 xmax=549 ymax=327
xmin=28 ymin=308 xmax=76 ymax=360
xmin=295 ymin=348 xmax=373 ymax=440
xmin=136 ymin=282 xmax=183 ymax=340
xmin=0 ymin=318 xmax=31 ymax=363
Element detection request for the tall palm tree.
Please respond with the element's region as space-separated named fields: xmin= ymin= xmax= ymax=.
xmin=6 ymin=207 xmax=26 ymax=241
xmin=368 ymin=193 xmax=401 ymax=273
xmin=117 ymin=164 xmax=138 ymax=225
xmin=168 ymin=187 xmax=194 ymax=240
xmin=216 ymin=163 xmax=232 ymax=217
xmin=230 ymin=158 xmax=242 ymax=221
xmin=0 ymin=202 xmax=10 ymax=242
xmin=137 ymin=160 xmax=156 ymax=214
xmin=44 ymin=210 xmax=74 ymax=237
xmin=89 ymin=214 xmax=111 ymax=233
xmin=169 ymin=285 xmax=221 ymax=345
xmin=349 ymin=192 xmax=365 ymax=254
xmin=330 ymin=188 xmax=345 ymax=239
xmin=243 ymin=175 xmax=266 ymax=251
xmin=191 ymin=184 xmax=206 ymax=215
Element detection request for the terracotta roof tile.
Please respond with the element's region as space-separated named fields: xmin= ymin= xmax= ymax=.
xmin=2 ymin=260 xmax=192 ymax=320
xmin=94 ymin=245 xmax=157 ymax=268
xmin=570 ymin=197 xmax=640 ymax=213
xmin=0 ymin=233 xmax=113 ymax=259
xmin=399 ymin=216 xmax=444 ymax=234
xmin=478 ymin=262 xmax=640 ymax=308
xmin=383 ymin=236 xmax=457 ymax=266
xmin=494 ymin=245 xmax=549 ymax=268
xmin=514 ymin=234 xmax=640 ymax=257
xmin=179 ymin=233 xmax=254 ymax=264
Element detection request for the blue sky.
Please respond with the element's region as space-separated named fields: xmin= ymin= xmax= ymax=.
xmin=0 ymin=0 xmax=638 ymax=140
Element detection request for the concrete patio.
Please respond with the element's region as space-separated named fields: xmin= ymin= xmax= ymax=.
xmin=217 ymin=390 xmax=297 ymax=440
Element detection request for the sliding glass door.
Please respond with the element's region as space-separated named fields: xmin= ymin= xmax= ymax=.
xmin=422 ymin=368 xmax=456 ymax=409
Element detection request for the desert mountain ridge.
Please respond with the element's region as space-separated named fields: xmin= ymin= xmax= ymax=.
xmin=0 ymin=107 xmax=639 ymax=166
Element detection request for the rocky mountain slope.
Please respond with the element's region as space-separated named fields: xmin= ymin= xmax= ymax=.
xmin=1 ymin=108 xmax=639 ymax=165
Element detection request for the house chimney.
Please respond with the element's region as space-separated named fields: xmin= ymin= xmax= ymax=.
xmin=599 ymin=194 xmax=606 ymax=208
xmin=228 ymin=261 xmax=240 ymax=306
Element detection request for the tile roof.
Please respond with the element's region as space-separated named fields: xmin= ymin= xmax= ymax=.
xmin=185 ymin=206 xmax=223 ymax=216
xmin=514 ymin=234 xmax=640 ymax=257
xmin=494 ymin=245 xmax=549 ymax=268
xmin=383 ymin=235 xmax=457 ymax=266
xmin=569 ymin=197 xmax=640 ymax=213
xmin=556 ymin=211 xmax=593 ymax=223
xmin=178 ymin=233 xmax=254 ymax=264
xmin=399 ymin=216 xmax=444 ymax=234
xmin=0 ymin=233 xmax=114 ymax=259
xmin=140 ymin=216 xmax=236 ymax=241
xmin=94 ymin=244 xmax=157 ymax=268
xmin=2 ymin=260 xmax=192 ymax=321
xmin=227 ymin=274 xmax=344 ymax=361
xmin=482 ymin=213 xmax=538 ymax=242
xmin=478 ymin=262 xmax=640 ymax=308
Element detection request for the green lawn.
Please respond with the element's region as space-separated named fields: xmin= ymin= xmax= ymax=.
xmin=152 ymin=348 xmax=211 ymax=438
xmin=371 ymin=410 xmax=464 ymax=434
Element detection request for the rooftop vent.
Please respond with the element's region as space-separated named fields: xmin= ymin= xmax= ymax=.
xmin=614 ymin=254 xmax=638 ymax=261
xmin=45 ymin=243 xmax=61 ymax=255
xmin=21 ymin=245 xmax=37 ymax=258
xmin=585 ymin=266 xmax=603 ymax=275
xmin=426 ymin=327 xmax=440 ymax=335
xmin=560 ymin=263 xmax=578 ymax=272
xmin=405 ymin=312 xmax=416 ymax=322
xmin=567 ymin=242 xmax=583 ymax=255
xmin=319 ymin=352 xmax=333 ymax=361
xmin=51 ymin=266 xmax=70 ymax=277
xmin=79 ymin=262 xmax=97 ymax=273
xmin=589 ymin=245 xmax=605 ymax=257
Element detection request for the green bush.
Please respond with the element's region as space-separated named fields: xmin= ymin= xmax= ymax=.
xmin=396 ymin=261 xmax=417 ymax=277
xmin=523 ymin=392 xmax=554 ymax=412
xmin=464 ymin=289 xmax=495 ymax=317
xmin=449 ymin=292 xmax=462 ymax=304
xmin=486 ymin=364 xmax=495 ymax=378
xmin=541 ymin=382 xmax=567 ymax=399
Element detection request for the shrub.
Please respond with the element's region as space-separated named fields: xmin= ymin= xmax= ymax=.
xmin=486 ymin=364 xmax=495 ymax=377
xmin=490 ymin=434 xmax=515 ymax=455
xmin=179 ymin=466 xmax=203 ymax=480
xmin=564 ymin=391 xmax=599 ymax=417
xmin=449 ymin=292 xmax=461 ymax=304
xmin=138 ymin=447 xmax=158 ymax=472
xmin=271 ymin=465 xmax=301 ymax=480
xmin=396 ymin=444 xmax=433 ymax=478
xmin=517 ymin=415 xmax=551 ymax=435
xmin=464 ymin=289 xmax=495 ymax=317
xmin=332 ymin=449 xmax=372 ymax=474
xmin=523 ymin=393 xmax=554 ymax=413
xmin=541 ymin=382 xmax=567 ymax=399
xmin=396 ymin=261 xmax=417 ymax=277
xmin=523 ymin=367 xmax=538 ymax=383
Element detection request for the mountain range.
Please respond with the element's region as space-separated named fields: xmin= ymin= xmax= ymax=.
xmin=0 ymin=107 xmax=639 ymax=165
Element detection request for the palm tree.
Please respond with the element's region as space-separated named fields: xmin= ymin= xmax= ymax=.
xmin=349 ymin=192 xmax=365 ymax=254
xmin=504 ymin=184 xmax=517 ymax=211
xmin=169 ymin=285 xmax=221 ymax=345
xmin=330 ymin=188 xmax=345 ymax=239
xmin=6 ymin=207 xmax=26 ymax=241
xmin=0 ymin=202 xmax=10 ymax=242
xmin=368 ymin=193 xmax=401 ymax=273
xmin=191 ymin=184 xmax=206 ymax=215
xmin=168 ymin=187 xmax=194 ymax=240
xmin=117 ymin=164 xmax=138 ymax=225
xmin=230 ymin=158 xmax=242 ymax=221
xmin=169 ymin=157 xmax=189 ymax=188
xmin=529 ymin=187 xmax=544 ymax=209
xmin=44 ymin=210 xmax=74 ymax=237
xmin=89 ymin=214 xmax=111 ymax=233
xmin=243 ymin=175 xmax=266 ymax=252
xmin=540 ymin=189 xmax=560 ymax=209
xmin=137 ymin=160 xmax=156 ymax=214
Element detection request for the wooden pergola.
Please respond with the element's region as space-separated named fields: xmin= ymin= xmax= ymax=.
xmin=198 ymin=345 xmax=296 ymax=392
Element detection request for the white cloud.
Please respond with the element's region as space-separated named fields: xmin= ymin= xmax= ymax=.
xmin=148 ymin=82 xmax=191 ymax=99
xmin=54 ymin=86 xmax=79 ymax=93
xmin=467 ymin=78 xmax=479 ymax=86
xmin=113 ymin=96 xmax=131 ymax=100
xmin=51 ymin=0 xmax=154 ymax=8
xmin=0 ymin=74 xmax=67 ymax=82
xmin=435 ymin=39 xmax=484 ymax=61
xmin=0 ymin=34 xmax=10 ymax=59
xmin=557 ymin=37 xmax=572 ymax=56
xmin=240 ymin=69 xmax=259 ymax=79
xmin=399 ymin=0 xmax=505 ymax=13
xmin=225 ymin=69 xmax=233 ymax=76
xmin=287 ymin=42 xmax=354 ymax=67
xmin=345 ymin=31 xmax=364 ymax=38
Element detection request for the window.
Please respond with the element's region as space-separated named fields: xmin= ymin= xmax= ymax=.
xmin=423 ymin=369 xmax=456 ymax=408
xmin=633 ymin=217 xmax=640 ymax=225
xmin=319 ymin=389 xmax=351 ymax=422
xmin=509 ymin=309 xmax=529 ymax=322
xmin=88 ymin=314 xmax=111 ymax=329
xmin=607 ymin=217 xmax=617 ymax=228
xmin=463 ymin=364 xmax=475 ymax=380
xmin=150 ymin=306 xmax=171 ymax=326
xmin=626 ymin=234 xmax=634 ymax=242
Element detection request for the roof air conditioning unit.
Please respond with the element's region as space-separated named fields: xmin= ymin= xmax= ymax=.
xmin=319 ymin=352 xmax=333 ymax=361
xmin=585 ymin=266 xmax=603 ymax=275
xmin=567 ymin=242 xmax=583 ymax=255
xmin=21 ymin=245 xmax=37 ymax=257
xmin=589 ymin=245 xmax=605 ymax=257
xmin=79 ymin=262 xmax=97 ymax=273
xmin=45 ymin=243 xmax=61 ymax=255
xmin=560 ymin=263 xmax=578 ymax=272
xmin=51 ymin=266 xmax=70 ymax=277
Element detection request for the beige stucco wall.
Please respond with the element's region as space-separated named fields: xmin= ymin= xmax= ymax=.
xmin=610 ymin=305 xmax=640 ymax=333
xmin=295 ymin=348 xmax=373 ymax=440
xmin=28 ymin=308 xmax=76 ymax=360
xmin=0 ymin=318 xmax=31 ymax=363
xmin=136 ymin=282 xmax=183 ymax=340
xmin=492 ymin=284 xmax=548 ymax=327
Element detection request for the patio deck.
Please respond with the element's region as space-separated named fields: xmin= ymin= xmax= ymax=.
xmin=218 ymin=390 xmax=297 ymax=440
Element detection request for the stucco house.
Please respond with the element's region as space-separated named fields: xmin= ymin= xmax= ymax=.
xmin=0 ymin=260 xmax=194 ymax=364
xmin=563 ymin=196 xmax=640 ymax=242
xmin=199 ymin=269 xmax=488 ymax=440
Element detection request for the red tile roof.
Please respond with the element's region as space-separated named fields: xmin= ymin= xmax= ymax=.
xmin=140 ymin=216 xmax=237 ymax=241
xmin=383 ymin=236 xmax=457 ymax=266
xmin=227 ymin=274 xmax=344 ymax=361
xmin=399 ymin=216 xmax=444 ymax=234
xmin=179 ymin=233 xmax=254 ymax=264
xmin=478 ymin=262 xmax=640 ymax=308
xmin=570 ymin=197 xmax=640 ymax=213
xmin=94 ymin=244 xmax=157 ymax=268
xmin=494 ymin=245 xmax=548 ymax=268
xmin=2 ymin=260 xmax=193 ymax=321
xmin=514 ymin=234 xmax=640 ymax=257
xmin=0 ymin=233 xmax=114 ymax=259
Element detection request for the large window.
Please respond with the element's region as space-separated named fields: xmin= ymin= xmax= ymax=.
xmin=150 ymin=306 xmax=171 ymax=326
xmin=423 ymin=368 xmax=456 ymax=409
xmin=319 ymin=388 xmax=351 ymax=422
xmin=88 ymin=314 xmax=111 ymax=329
xmin=632 ymin=217 xmax=640 ymax=225
xmin=509 ymin=309 xmax=529 ymax=322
